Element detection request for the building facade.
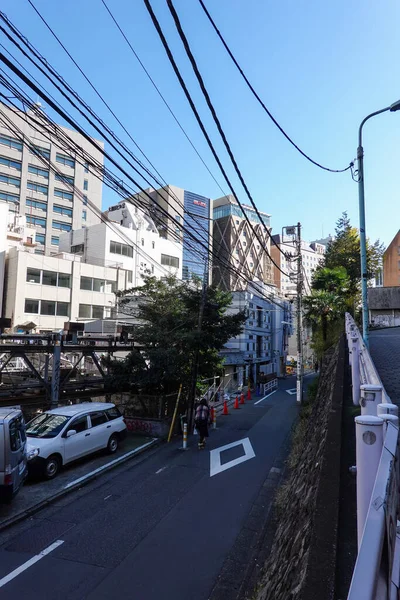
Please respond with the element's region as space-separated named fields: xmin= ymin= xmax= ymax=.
xmin=383 ymin=230 xmax=400 ymax=287
xmin=270 ymin=235 xmax=326 ymax=294
xmin=0 ymin=103 xmax=103 ymax=252
xmin=219 ymin=282 xmax=291 ymax=385
xmin=212 ymin=195 xmax=272 ymax=291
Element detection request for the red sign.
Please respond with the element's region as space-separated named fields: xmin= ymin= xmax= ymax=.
xmin=193 ymin=200 xmax=207 ymax=207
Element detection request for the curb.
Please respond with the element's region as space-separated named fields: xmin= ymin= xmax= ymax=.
xmin=0 ymin=438 xmax=160 ymax=534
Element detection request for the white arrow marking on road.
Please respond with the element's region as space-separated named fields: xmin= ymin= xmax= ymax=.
xmin=0 ymin=539 xmax=64 ymax=589
xmin=210 ymin=438 xmax=255 ymax=477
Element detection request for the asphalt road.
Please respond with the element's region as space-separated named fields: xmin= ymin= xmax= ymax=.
xmin=370 ymin=328 xmax=400 ymax=403
xmin=0 ymin=377 xmax=301 ymax=600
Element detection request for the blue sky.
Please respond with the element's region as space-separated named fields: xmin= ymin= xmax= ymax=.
xmin=1 ymin=0 xmax=400 ymax=246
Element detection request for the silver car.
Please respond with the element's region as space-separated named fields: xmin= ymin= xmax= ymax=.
xmin=0 ymin=407 xmax=27 ymax=503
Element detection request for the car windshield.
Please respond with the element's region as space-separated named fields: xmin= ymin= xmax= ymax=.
xmin=26 ymin=413 xmax=71 ymax=438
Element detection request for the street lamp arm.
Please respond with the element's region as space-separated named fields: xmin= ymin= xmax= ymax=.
xmin=358 ymin=106 xmax=390 ymax=148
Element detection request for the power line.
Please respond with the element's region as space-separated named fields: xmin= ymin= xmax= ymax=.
xmin=143 ymin=0 xmax=290 ymax=278
xmin=197 ymin=0 xmax=353 ymax=174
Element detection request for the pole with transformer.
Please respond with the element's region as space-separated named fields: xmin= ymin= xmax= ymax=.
xmin=296 ymin=222 xmax=303 ymax=404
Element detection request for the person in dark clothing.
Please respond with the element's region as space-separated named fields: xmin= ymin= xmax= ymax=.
xmin=195 ymin=398 xmax=210 ymax=450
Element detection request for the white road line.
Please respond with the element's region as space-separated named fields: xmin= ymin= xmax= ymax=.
xmin=64 ymin=439 xmax=157 ymax=490
xmin=254 ymin=390 xmax=278 ymax=405
xmin=104 ymin=494 xmax=112 ymax=501
xmin=286 ymin=388 xmax=297 ymax=395
xmin=155 ymin=466 xmax=168 ymax=474
xmin=0 ymin=540 xmax=64 ymax=589
xmin=210 ymin=438 xmax=255 ymax=477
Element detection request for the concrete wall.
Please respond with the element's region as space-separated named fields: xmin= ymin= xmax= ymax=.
xmin=369 ymin=285 xmax=400 ymax=309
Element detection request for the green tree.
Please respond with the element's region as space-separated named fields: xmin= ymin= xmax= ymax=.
xmin=303 ymin=289 xmax=346 ymax=342
xmin=108 ymin=275 xmax=246 ymax=395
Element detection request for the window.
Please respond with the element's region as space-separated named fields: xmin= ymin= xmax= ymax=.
xmin=56 ymin=153 xmax=75 ymax=168
xmin=83 ymin=179 xmax=88 ymax=191
xmin=0 ymin=173 xmax=20 ymax=187
xmin=42 ymin=270 xmax=57 ymax=287
xmin=0 ymin=156 xmax=21 ymax=170
xmin=80 ymin=276 xmax=92 ymax=290
xmin=25 ymin=299 xmax=39 ymax=313
xmin=90 ymin=412 xmax=107 ymax=427
xmin=82 ymin=210 xmax=87 ymax=221
xmin=0 ymin=191 xmax=19 ymax=204
xmin=27 ymin=413 xmax=70 ymax=438
xmin=0 ymin=134 xmax=22 ymax=152
xmin=92 ymin=305 xmax=104 ymax=319
xmin=152 ymin=241 xmax=155 ymax=249
xmin=27 ymin=181 xmax=48 ymax=195
xmin=40 ymin=300 xmax=56 ymax=315
xmin=56 ymin=302 xmax=69 ymax=316
xmin=67 ymin=415 xmax=87 ymax=434
xmin=26 ymin=198 xmax=47 ymax=211
xmin=26 ymin=268 xmax=40 ymax=284
xmin=82 ymin=195 xmax=88 ymax=205
xmin=84 ymin=162 xmax=89 ymax=173
xmin=58 ymin=273 xmax=71 ymax=288
xmin=9 ymin=415 xmax=26 ymax=452
xmin=93 ymin=279 xmax=105 ymax=292
xmin=51 ymin=236 xmax=59 ymax=246
xmin=105 ymin=407 xmax=122 ymax=420
xmin=109 ymin=240 xmax=133 ymax=257
xmin=28 ymin=165 xmax=49 ymax=179
xmin=141 ymin=238 xmax=144 ymax=246
xmin=54 ymin=188 xmax=73 ymax=201
xmin=71 ymin=243 xmax=84 ymax=254
xmin=53 ymin=205 xmax=73 ymax=218
xmin=78 ymin=304 xmax=91 ymax=318
xmin=26 ymin=215 xmax=46 ymax=228
xmin=55 ymin=173 xmax=74 ymax=186
xmin=161 ymin=254 xmax=179 ymax=268
xmin=127 ymin=271 xmax=133 ymax=283
xmin=53 ymin=221 xmax=72 ymax=232
xmin=30 ymin=145 xmax=50 ymax=160
xmin=35 ymin=233 xmax=45 ymax=245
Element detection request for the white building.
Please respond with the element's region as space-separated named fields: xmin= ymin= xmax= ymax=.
xmin=271 ymin=235 xmax=326 ymax=294
xmin=0 ymin=102 xmax=103 ymax=252
xmin=2 ymin=199 xmax=182 ymax=332
xmin=220 ymin=282 xmax=292 ymax=385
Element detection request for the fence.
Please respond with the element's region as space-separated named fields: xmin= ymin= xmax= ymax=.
xmin=345 ymin=313 xmax=400 ymax=600
xmin=262 ymin=378 xmax=278 ymax=396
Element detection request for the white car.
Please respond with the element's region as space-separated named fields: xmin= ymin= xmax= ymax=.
xmin=26 ymin=403 xmax=127 ymax=479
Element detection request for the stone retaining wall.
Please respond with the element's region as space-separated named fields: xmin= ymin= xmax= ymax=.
xmin=255 ymin=335 xmax=345 ymax=600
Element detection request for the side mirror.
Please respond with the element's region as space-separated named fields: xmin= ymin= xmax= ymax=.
xmin=66 ymin=429 xmax=76 ymax=438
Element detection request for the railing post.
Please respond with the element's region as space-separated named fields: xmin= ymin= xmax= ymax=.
xmin=380 ymin=413 xmax=399 ymax=433
xmin=377 ymin=403 xmax=399 ymax=418
xmin=355 ymin=415 xmax=384 ymax=548
xmin=360 ymin=384 xmax=382 ymax=416
xmin=351 ymin=332 xmax=361 ymax=406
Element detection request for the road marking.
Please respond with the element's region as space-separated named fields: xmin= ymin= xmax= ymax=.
xmin=210 ymin=438 xmax=255 ymax=477
xmin=286 ymin=388 xmax=297 ymax=395
xmin=64 ymin=439 xmax=157 ymax=490
xmin=0 ymin=540 xmax=64 ymax=588
xmin=104 ymin=494 xmax=112 ymax=500
xmin=155 ymin=466 xmax=168 ymax=474
xmin=270 ymin=467 xmax=281 ymax=474
xmin=254 ymin=390 xmax=277 ymax=405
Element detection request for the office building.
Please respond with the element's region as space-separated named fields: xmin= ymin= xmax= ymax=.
xmin=271 ymin=235 xmax=326 ymax=294
xmin=212 ymin=195 xmax=272 ymax=291
xmin=0 ymin=103 xmax=103 ymax=252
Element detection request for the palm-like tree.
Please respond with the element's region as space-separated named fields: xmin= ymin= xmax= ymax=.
xmin=303 ymin=290 xmax=346 ymax=342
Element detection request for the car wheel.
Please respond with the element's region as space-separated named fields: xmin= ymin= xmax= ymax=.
xmin=107 ymin=434 xmax=118 ymax=454
xmin=44 ymin=455 xmax=61 ymax=480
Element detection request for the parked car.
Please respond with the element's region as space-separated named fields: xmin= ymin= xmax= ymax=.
xmin=26 ymin=403 xmax=127 ymax=479
xmin=0 ymin=407 xmax=27 ymax=503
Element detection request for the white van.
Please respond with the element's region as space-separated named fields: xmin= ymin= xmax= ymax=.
xmin=26 ymin=403 xmax=127 ymax=479
xmin=0 ymin=407 xmax=27 ymax=503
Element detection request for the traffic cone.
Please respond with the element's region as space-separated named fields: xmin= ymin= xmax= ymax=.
xmin=223 ymin=400 xmax=229 ymax=415
xmin=210 ymin=407 xmax=215 ymax=422
xmin=240 ymin=392 xmax=245 ymax=405
xmin=247 ymin=388 xmax=252 ymax=401
xmin=234 ymin=395 xmax=240 ymax=409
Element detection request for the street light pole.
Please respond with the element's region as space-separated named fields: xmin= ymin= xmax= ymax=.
xmin=357 ymin=100 xmax=400 ymax=347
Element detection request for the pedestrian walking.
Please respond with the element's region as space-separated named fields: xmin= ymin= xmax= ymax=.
xmin=195 ymin=398 xmax=210 ymax=450
xmin=314 ymin=361 xmax=319 ymax=373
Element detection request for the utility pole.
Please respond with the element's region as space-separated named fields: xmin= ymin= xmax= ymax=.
xmin=187 ymin=259 xmax=209 ymax=430
xmin=296 ymin=222 xmax=303 ymax=404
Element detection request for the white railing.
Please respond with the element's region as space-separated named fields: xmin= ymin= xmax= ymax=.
xmin=345 ymin=313 xmax=400 ymax=600
xmin=262 ymin=378 xmax=278 ymax=395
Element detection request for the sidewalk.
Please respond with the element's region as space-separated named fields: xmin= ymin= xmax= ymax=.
xmin=0 ymin=434 xmax=156 ymax=532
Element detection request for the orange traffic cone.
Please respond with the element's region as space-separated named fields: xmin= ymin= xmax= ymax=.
xmin=247 ymin=388 xmax=251 ymax=401
xmin=210 ymin=407 xmax=215 ymax=422
xmin=234 ymin=395 xmax=240 ymax=409
xmin=223 ymin=400 xmax=229 ymax=415
xmin=240 ymin=392 xmax=245 ymax=405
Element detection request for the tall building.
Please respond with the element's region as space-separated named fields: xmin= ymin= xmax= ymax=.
xmin=212 ymin=195 xmax=272 ymax=291
xmin=383 ymin=230 xmax=400 ymax=287
xmin=0 ymin=103 xmax=103 ymax=253
xmin=137 ymin=185 xmax=211 ymax=281
xmin=270 ymin=235 xmax=326 ymax=294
